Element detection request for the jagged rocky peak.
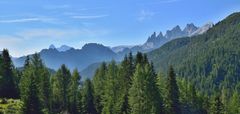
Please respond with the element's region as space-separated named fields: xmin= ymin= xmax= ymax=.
xmin=165 ymin=25 xmax=184 ymax=39
xmin=49 ymin=44 xmax=56 ymax=49
xmin=143 ymin=31 xmax=167 ymax=50
xmin=150 ymin=32 xmax=157 ymax=39
xmin=146 ymin=31 xmax=165 ymax=43
xmin=147 ymin=32 xmax=157 ymax=42
xmin=183 ymin=23 xmax=198 ymax=35
xmin=58 ymin=45 xmax=73 ymax=52
xmin=172 ymin=25 xmax=182 ymax=31
xmin=157 ymin=32 xmax=164 ymax=38
xmin=202 ymin=22 xmax=214 ymax=29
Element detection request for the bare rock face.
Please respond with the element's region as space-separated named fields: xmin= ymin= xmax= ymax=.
xmin=190 ymin=22 xmax=214 ymax=36
xmin=183 ymin=23 xmax=198 ymax=35
xmin=165 ymin=25 xmax=185 ymax=39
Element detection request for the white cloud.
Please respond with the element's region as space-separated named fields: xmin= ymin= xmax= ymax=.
xmin=0 ymin=35 xmax=22 ymax=44
xmin=137 ymin=10 xmax=155 ymax=22
xmin=43 ymin=4 xmax=71 ymax=10
xmin=16 ymin=29 xmax=82 ymax=40
xmin=0 ymin=17 xmax=56 ymax=23
xmin=138 ymin=0 xmax=180 ymax=6
xmin=72 ymin=15 xmax=108 ymax=19
xmin=15 ymin=28 xmax=109 ymax=40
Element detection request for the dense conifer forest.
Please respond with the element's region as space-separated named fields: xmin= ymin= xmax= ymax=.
xmin=0 ymin=49 xmax=240 ymax=114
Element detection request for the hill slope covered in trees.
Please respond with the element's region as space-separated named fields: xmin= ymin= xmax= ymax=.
xmin=148 ymin=12 xmax=240 ymax=94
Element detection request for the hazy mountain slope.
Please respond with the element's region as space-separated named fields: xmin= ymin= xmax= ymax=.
xmin=80 ymin=62 xmax=102 ymax=79
xmin=13 ymin=43 xmax=118 ymax=71
xmin=147 ymin=12 xmax=240 ymax=92
xmin=111 ymin=45 xmax=134 ymax=53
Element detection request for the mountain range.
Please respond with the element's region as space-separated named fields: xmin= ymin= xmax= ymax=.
xmin=112 ymin=22 xmax=213 ymax=55
xmin=13 ymin=43 xmax=118 ymax=71
xmin=12 ymin=22 xmax=213 ymax=78
xmin=49 ymin=44 xmax=73 ymax=52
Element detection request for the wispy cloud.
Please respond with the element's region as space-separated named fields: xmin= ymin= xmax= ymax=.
xmin=137 ymin=10 xmax=155 ymax=22
xmin=15 ymin=28 xmax=82 ymax=40
xmin=72 ymin=15 xmax=108 ymax=19
xmin=0 ymin=17 xmax=56 ymax=23
xmin=158 ymin=0 xmax=180 ymax=3
xmin=18 ymin=28 xmax=109 ymax=39
xmin=43 ymin=4 xmax=71 ymax=10
xmin=0 ymin=35 xmax=22 ymax=43
xmin=138 ymin=0 xmax=180 ymax=6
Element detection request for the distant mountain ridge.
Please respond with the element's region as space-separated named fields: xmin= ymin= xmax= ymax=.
xmin=12 ymin=22 xmax=213 ymax=78
xmin=13 ymin=43 xmax=118 ymax=71
xmin=49 ymin=44 xmax=74 ymax=52
xmin=114 ymin=22 xmax=212 ymax=55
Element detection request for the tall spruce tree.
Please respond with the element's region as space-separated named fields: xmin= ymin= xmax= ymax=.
xmin=39 ymin=68 xmax=51 ymax=113
xmin=102 ymin=61 xmax=121 ymax=114
xmin=68 ymin=69 xmax=81 ymax=114
xmin=166 ymin=66 xmax=181 ymax=114
xmin=77 ymin=88 xmax=83 ymax=114
xmin=93 ymin=62 xmax=107 ymax=113
xmin=24 ymin=55 xmax=30 ymax=69
xmin=135 ymin=52 xmax=144 ymax=65
xmin=210 ymin=95 xmax=224 ymax=114
xmin=118 ymin=53 xmax=135 ymax=114
xmin=19 ymin=53 xmax=51 ymax=113
xmin=0 ymin=49 xmax=18 ymax=98
xmin=82 ymin=79 xmax=97 ymax=114
xmin=228 ymin=90 xmax=240 ymax=114
xmin=32 ymin=53 xmax=51 ymax=113
xmin=21 ymin=69 xmax=42 ymax=114
xmin=51 ymin=64 xmax=71 ymax=113
xmin=129 ymin=64 xmax=163 ymax=114
xmin=20 ymin=57 xmax=32 ymax=101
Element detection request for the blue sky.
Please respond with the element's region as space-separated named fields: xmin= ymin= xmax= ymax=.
xmin=0 ymin=0 xmax=239 ymax=57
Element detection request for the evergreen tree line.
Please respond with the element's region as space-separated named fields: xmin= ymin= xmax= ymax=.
xmin=0 ymin=49 xmax=240 ymax=114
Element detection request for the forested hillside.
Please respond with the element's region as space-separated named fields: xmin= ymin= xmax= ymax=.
xmin=1 ymin=49 xmax=240 ymax=114
xmin=148 ymin=12 xmax=240 ymax=94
